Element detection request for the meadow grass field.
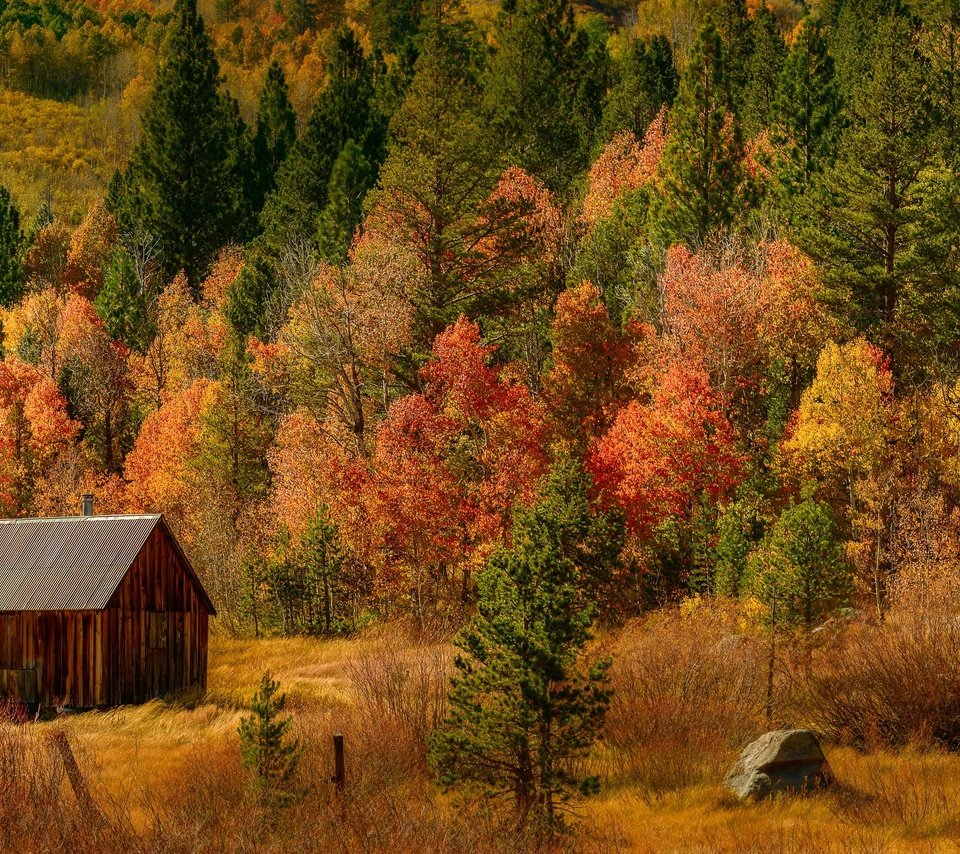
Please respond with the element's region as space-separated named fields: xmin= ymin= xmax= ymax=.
xmin=4 ymin=611 xmax=960 ymax=852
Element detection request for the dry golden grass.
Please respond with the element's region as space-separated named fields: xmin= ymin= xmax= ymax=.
xmin=4 ymin=616 xmax=960 ymax=852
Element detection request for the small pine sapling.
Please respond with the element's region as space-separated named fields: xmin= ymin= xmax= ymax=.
xmin=238 ymin=671 xmax=303 ymax=806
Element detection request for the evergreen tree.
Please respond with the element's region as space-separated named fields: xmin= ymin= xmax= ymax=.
xmin=0 ymin=185 xmax=23 ymax=307
xmin=238 ymin=671 xmax=303 ymax=805
xmin=94 ymin=247 xmax=150 ymax=351
xmin=797 ymin=16 xmax=952 ymax=367
xmin=370 ymin=0 xmax=423 ymax=53
xmin=252 ymin=61 xmax=297 ymax=215
xmin=713 ymin=0 xmax=753 ymax=109
xmin=741 ymin=4 xmax=786 ymax=137
xmin=484 ymin=0 xmax=598 ymax=192
xmin=429 ymin=461 xmax=622 ymax=833
xmin=746 ymin=499 xmax=851 ymax=629
xmin=770 ymin=17 xmax=843 ymax=203
xmin=258 ymin=28 xmax=385 ymax=249
xmin=108 ymin=0 xmax=253 ymax=287
xmin=316 ymin=140 xmax=374 ymax=264
xmin=229 ymin=28 xmax=386 ymax=339
xmin=598 ymin=34 xmax=677 ymax=143
xmin=652 ymin=18 xmax=749 ymax=247
xmin=365 ymin=0 xmax=501 ymax=351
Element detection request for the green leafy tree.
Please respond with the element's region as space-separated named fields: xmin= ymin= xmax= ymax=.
xmin=652 ymin=17 xmax=750 ymax=247
xmin=252 ymin=61 xmax=297 ymax=215
xmin=0 ymin=185 xmax=23 ymax=307
xmin=108 ymin=0 xmax=253 ymax=287
xmin=239 ymin=672 xmax=303 ymax=805
xmin=769 ymin=17 xmax=843 ymax=203
xmin=598 ymin=34 xmax=678 ymax=143
xmin=484 ymin=0 xmax=598 ymax=191
xmin=746 ymin=499 xmax=852 ymax=629
xmin=429 ymin=461 xmax=622 ymax=834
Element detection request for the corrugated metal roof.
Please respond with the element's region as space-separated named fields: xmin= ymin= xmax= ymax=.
xmin=0 ymin=515 xmax=163 ymax=611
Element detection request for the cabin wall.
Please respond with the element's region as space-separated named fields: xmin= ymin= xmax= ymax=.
xmin=107 ymin=525 xmax=209 ymax=705
xmin=0 ymin=525 xmax=210 ymax=708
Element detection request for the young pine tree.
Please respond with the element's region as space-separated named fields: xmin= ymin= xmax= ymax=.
xmin=653 ymin=17 xmax=750 ymax=248
xmin=108 ymin=0 xmax=253 ymax=287
xmin=746 ymin=498 xmax=852 ymax=630
xmin=239 ymin=672 xmax=303 ymax=805
xmin=429 ymin=461 xmax=623 ymax=834
xmin=0 ymin=185 xmax=23 ymax=307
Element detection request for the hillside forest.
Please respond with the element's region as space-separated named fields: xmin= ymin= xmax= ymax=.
xmin=0 ymin=0 xmax=956 ymax=637
xmin=6 ymin=0 xmax=960 ymax=846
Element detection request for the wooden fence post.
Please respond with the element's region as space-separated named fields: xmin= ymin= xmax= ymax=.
xmin=50 ymin=730 xmax=105 ymax=830
xmin=332 ymin=732 xmax=345 ymax=795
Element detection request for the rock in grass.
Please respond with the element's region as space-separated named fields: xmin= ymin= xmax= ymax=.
xmin=724 ymin=729 xmax=833 ymax=800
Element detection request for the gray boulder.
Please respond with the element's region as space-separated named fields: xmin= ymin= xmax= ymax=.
xmin=724 ymin=729 xmax=833 ymax=800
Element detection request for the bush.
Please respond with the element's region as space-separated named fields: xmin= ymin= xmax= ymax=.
xmin=797 ymin=614 xmax=960 ymax=749
xmin=602 ymin=604 xmax=768 ymax=797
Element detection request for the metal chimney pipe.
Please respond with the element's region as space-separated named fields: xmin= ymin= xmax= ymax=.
xmin=82 ymin=494 xmax=94 ymax=517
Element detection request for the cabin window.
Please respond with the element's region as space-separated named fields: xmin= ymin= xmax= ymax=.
xmin=148 ymin=612 xmax=167 ymax=649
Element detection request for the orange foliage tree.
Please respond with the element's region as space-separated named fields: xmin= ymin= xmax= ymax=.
xmin=589 ymin=361 xmax=744 ymax=553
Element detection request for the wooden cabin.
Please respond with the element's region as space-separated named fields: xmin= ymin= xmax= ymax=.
xmin=0 ymin=503 xmax=215 ymax=709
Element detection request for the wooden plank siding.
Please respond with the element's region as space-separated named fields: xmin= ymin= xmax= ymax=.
xmin=0 ymin=525 xmax=209 ymax=708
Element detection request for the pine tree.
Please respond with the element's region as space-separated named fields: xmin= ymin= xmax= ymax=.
xmin=746 ymin=499 xmax=851 ymax=629
xmin=796 ymin=16 xmax=951 ymax=366
xmin=238 ymin=671 xmax=303 ymax=805
xmin=108 ymin=0 xmax=253 ymax=287
xmin=652 ymin=18 xmax=749 ymax=247
xmin=316 ymin=140 xmax=374 ymax=264
xmin=0 ymin=185 xmax=23 ymax=307
xmin=741 ymin=4 xmax=786 ymax=137
xmin=598 ymin=34 xmax=678 ymax=143
xmin=252 ymin=61 xmax=297 ymax=215
xmin=770 ymin=17 xmax=842 ymax=202
xmin=258 ymin=28 xmax=386 ymax=250
xmin=229 ymin=28 xmax=386 ymax=339
xmin=713 ymin=0 xmax=753 ymax=109
xmin=94 ymin=247 xmax=150 ymax=351
xmin=483 ymin=0 xmax=596 ymax=192
xmin=429 ymin=461 xmax=622 ymax=833
xmin=365 ymin=0 xmax=501 ymax=350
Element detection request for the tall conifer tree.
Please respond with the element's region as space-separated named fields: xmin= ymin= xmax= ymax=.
xmin=252 ymin=61 xmax=297 ymax=215
xmin=108 ymin=0 xmax=252 ymax=287
xmin=770 ymin=17 xmax=842 ymax=202
xmin=653 ymin=18 xmax=749 ymax=247
xmin=0 ymin=185 xmax=23 ymax=307
xmin=484 ymin=0 xmax=596 ymax=192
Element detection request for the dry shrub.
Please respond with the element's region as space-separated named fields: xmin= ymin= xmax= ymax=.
xmin=0 ymin=717 xmax=137 ymax=853
xmin=602 ymin=604 xmax=767 ymax=797
xmin=797 ymin=614 xmax=960 ymax=749
xmin=347 ymin=633 xmax=453 ymax=779
xmin=833 ymin=751 xmax=960 ymax=839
